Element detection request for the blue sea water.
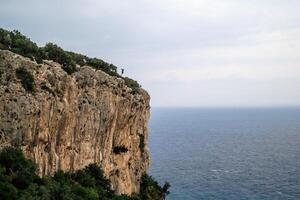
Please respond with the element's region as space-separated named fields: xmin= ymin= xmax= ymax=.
xmin=148 ymin=108 xmax=300 ymax=200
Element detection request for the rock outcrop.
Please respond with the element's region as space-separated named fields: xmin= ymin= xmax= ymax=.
xmin=0 ymin=50 xmax=150 ymax=195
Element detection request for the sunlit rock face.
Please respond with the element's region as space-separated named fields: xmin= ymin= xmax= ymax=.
xmin=0 ymin=50 xmax=150 ymax=195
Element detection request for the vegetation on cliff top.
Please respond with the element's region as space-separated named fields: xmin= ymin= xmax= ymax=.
xmin=0 ymin=147 xmax=170 ymax=200
xmin=0 ymin=28 xmax=140 ymax=93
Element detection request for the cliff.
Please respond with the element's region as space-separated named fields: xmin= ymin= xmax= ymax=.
xmin=0 ymin=50 xmax=150 ymax=195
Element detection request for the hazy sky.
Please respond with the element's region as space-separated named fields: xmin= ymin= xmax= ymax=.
xmin=1 ymin=0 xmax=300 ymax=107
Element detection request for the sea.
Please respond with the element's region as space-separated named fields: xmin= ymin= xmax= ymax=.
xmin=148 ymin=107 xmax=300 ymax=200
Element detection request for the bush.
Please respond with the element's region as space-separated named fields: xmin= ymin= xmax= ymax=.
xmin=113 ymin=146 xmax=128 ymax=154
xmin=0 ymin=29 xmax=12 ymax=50
xmin=44 ymin=43 xmax=76 ymax=74
xmin=0 ymin=182 xmax=18 ymax=200
xmin=86 ymin=57 xmax=119 ymax=77
xmin=71 ymin=185 xmax=99 ymax=200
xmin=139 ymin=134 xmax=145 ymax=154
xmin=0 ymin=29 xmax=41 ymax=63
xmin=67 ymin=51 xmax=87 ymax=66
xmin=140 ymin=174 xmax=170 ymax=200
xmin=0 ymin=147 xmax=169 ymax=200
xmin=15 ymin=67 xmax=35 ymax=92
xmin=0 ymin=147 xmax=39 ymax=190
xmin=124 ymin=77 xmax=140 ymax=94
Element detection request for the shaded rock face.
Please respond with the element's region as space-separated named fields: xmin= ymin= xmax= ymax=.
xmin=0 ymin=50 xmax=150 ymax=195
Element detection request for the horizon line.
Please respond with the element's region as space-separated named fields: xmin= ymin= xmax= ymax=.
xmin=150 ymin=105 xmax=300 ymax=109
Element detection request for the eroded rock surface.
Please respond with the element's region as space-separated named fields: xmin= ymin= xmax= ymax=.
xmin=0 ymin=50 xmax=150 ymax=195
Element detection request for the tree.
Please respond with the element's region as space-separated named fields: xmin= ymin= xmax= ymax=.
xmin=44 ymin=43 xmax=76 ymax=74
xmin=140 ymin=174 xmax=170 ymax=200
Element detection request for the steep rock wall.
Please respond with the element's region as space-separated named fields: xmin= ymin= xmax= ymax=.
xmin=0 ymin=50 xmax=150 ymax=195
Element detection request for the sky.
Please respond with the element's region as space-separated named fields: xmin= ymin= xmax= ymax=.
xmin=1 ymin=0 xmax=300 ymax=107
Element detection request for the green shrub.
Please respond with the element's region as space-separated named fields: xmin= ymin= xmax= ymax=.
xmin=81 ymin=164 xmax=112 ymax=192
xmin=67 ymin=51 xmax=87 ymax=66
xmin=140 ymin=174 xmax=170 ymax=200
xmin=113 ymin=146 xmax=128 ymax=154
xmin=0 ymin=29 xmax=12 ymax=50
xmin=15 ymin=67 xmax=35 ymax=92
xmin=0 ymin=147 xmax=39 ymax=191
xmin=86 ymin=57 xmax=119 ymax=77
xmin=0 ymin=147 xmax=169 ymax=200
xmin=124 ymin=77 xmax=140 ymax=94
xmin=139 ymin=134 xmax=145 ymax=154
xmin=44 ymin=43 xmax=77 ymax=74
xmin=0 ymin=182 xmax=18 ymax=200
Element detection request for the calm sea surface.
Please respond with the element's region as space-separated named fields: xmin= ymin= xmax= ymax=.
xmin=148 ymin=108 xmax=300 ymax=200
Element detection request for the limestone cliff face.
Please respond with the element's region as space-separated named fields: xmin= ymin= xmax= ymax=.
xmin=0 ymin=50 xmax=150 ymax=195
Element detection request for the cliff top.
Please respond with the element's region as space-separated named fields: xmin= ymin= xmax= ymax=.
xmin=0 ymin=49 xmax=149 ymax=99
xmin=0 ymin=28 xmax=141 ymax=94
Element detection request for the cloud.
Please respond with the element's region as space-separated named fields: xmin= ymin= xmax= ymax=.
xmin=1 ymin=0 xmax=300 ymax=107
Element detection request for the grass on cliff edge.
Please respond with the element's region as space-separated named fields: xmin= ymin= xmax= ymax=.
xmin=0 ymin=28 xmax=141 ymax=93
xmin=0 ymin=147 xmax=170 ymax=200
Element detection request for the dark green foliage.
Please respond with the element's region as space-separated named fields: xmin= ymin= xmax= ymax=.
xmin=86 ymin=57 xmax=119 ymax=77
xmin=36 ymin=47 xmax=46 ymax=64
xmin=0 ymin=147 xmax=170 ymax=200
xmin=67 ymin=51 xmax=87 ymax=66
xmin=81 ymin=164 xmax=112 ymax=192
xmin=0 ymin=29 xmax=39 ymax=61
xmin=0 ymin=181 xmax=18 ymax=200
xmin=71 ymin=185 xmax=99 ymax=200
xmin=0 ymin=147 xmax=39 ymax=199
xmin=140 ymin=174 xmax=170 ymax=200
xmin=113 ymin=146 xmax=128 ymax=154
xmin=43 ymin=43 xmax=76 ymax=74
xmin=139 ymin=134 xmax=145 ymax=154
xmin=15 ymin=67 xmax=35 ymax=92
xmin=124 ymin=77 xmax=140 ymax=94
xmin=0 ymin=29 xmax=12 ymax=50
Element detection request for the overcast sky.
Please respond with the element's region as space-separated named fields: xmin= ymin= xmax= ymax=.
xmin=1 ymin=0 xmax=300 ymax=107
